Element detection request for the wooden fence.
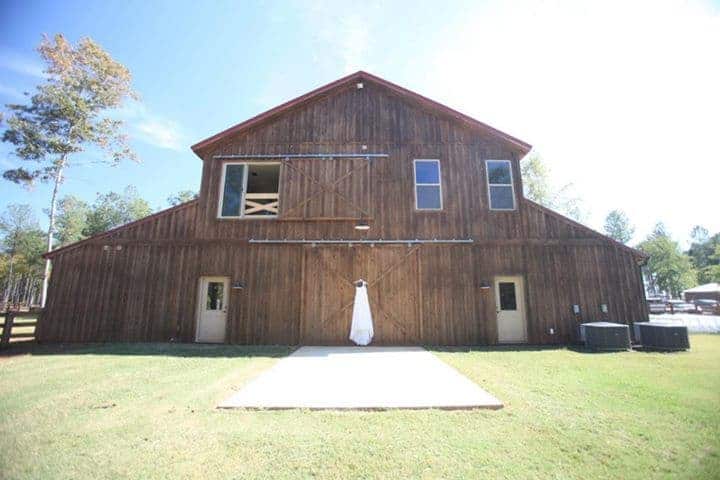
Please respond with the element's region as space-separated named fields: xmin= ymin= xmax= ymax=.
xmin=0 ymin=309 xmax=41 ymax=348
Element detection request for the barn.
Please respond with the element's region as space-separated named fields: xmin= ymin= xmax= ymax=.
xmin=37 ymin=71 xmax=648 ymax=346
xmin=683 ymin=283 xmax=720 ymax=303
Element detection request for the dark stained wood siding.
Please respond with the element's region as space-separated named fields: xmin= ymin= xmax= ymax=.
xmin=39 ymin=240 xmax=647 ymax=345
xmin=38 ymin=77 xmax=648 ymax=345
xmin=196 ymin=81 xmax=525 ymax=241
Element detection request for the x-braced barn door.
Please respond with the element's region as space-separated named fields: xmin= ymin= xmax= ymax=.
xmin=300 ymin=246 xmax=422 ymax=345
xmin=280 ymin=157 xmax=372 ymax=220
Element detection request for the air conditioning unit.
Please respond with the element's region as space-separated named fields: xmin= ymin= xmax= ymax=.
xmin=633 ymin=322 xmax=689 ymax=351
xmin=579 ymin=322 xmax=631 ymax=351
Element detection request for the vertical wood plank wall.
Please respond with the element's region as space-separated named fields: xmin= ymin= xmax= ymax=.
xmin=38 ymin=78 xmax=648 ymax=345
xmin=39 ymin=238 xmax=647 ymax=345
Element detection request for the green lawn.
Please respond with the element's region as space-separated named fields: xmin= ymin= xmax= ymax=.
xmin=1 ymin=337 xmax=719 ymax=480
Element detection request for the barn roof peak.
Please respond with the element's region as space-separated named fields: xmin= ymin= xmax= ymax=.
xmin=190 ymin=70 xmax=532 ymax=156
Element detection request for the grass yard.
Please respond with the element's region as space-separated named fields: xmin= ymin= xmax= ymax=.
xmin=1 ymin=337 xmax=719 ymax=480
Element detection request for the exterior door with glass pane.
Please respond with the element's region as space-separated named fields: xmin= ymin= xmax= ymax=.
xmin=196 ymin=276 xmax=229 ymax=343
xmin=495 ymin=276 xmax=527 ymax=343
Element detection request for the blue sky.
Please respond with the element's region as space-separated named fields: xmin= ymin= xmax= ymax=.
xmin=1 ymin=0 xmax=719 ymax=245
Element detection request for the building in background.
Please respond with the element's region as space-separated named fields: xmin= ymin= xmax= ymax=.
xmin=683 ymin=283 xmax=720 ymax=303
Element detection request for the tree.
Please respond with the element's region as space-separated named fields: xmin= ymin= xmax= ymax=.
xmin=690 ymin=225 xmax=709 ymax=244
xmin=638 ymin=227 xmax=697 ymax=297
xmin=1 ymin=34 xmax=138 ymax=306
xmin=603 ymin=209 xmax=635 ymax=244
xmin=7 ymin=229 xmax=46 ymax=305
xmin=651 ymin=222 xmax=669 ymax=238
xmin=705 ymin=244 xmax=720 ymax=282
xmin=0 ymin=204 xmax=45 ymax=306
xmin=687 ymin=228 xmax=720 ymax=284
xmin=54 ymin=195 xmax=90 ymax=246
xmin=84 ymin=186 xmax=151 ymax=236
xmin=520 ymin=153 xmax=553 ymax=206
xmin=521 ymin=152 xmax=586 ymax=221
xmin=167 ymin=190 xmax=198 ymax=206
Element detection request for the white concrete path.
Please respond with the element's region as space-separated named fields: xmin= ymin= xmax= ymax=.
xmin=219 ymin=346 xmax=502 ymax=410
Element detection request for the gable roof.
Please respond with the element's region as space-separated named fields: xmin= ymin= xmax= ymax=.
xmin=191 ymin=70 xmax=532 ymax=156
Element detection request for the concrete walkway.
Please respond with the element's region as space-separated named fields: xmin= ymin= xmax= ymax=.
xmin=219 ymin=346 xmax=502 ymax=410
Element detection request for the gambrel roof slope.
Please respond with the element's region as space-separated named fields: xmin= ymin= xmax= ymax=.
xmin=191 ymin=70 xmax=532 ymax=157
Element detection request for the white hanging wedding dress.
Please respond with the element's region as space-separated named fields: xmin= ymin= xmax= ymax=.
xmin=349 ymin=280 xmax=374 ymax=346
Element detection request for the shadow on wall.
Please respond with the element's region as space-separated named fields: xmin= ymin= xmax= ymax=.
xmin=0 ymin=342 xmax=295 ymax=359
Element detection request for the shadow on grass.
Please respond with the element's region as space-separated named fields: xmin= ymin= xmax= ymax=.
xmin=431 ymin=344 xmax=693 ymax=355
xmin=430 ymin=344 xmax=570 ymax=354
xmin=430 ymin=344 xmax=641 ymax=355
xmin=5 ymin=341 xmax=690 ymax=359
xmin=0 ymin=342 xmax=295 ymax=359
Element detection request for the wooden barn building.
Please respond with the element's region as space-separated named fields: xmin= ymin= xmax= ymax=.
xmin=38 ymin=71 xmax=648 ymax=346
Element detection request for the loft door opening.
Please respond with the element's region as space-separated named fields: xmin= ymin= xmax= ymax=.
xmin=218 ymin=162 xmax=280 ymax=218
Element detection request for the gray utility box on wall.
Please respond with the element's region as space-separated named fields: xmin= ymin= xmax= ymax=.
xmin=579 ymin=322 xmax=631 ymax=351
xmin=633 ymin=322 xmax=690 ymax=351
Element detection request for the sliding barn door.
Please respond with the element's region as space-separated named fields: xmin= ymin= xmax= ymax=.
xmin=364 ymin=246 xmax=421 ymax=345
xmin=280 ymin=157 xmax=371 ymax=220
xmin=300 ymin=246 xmax=421 ymax=345
xmin=300 ymin=247 xmax=357 ymax=344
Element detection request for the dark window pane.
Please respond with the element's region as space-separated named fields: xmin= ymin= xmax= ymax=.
xmin=415 ymin=161 xmax=440 ymax=184
xmin=221 ymin=164 xmax=245 ymax=217
xmin=246 ymin=164 xmax=280 ymax=193
xmin=206 ymin=282 xmax=224 ymax=310
xmin=499 ymin=282 xmax=517 ymax=310
xmin=416 ymin=185 xmax=442 ymax=209
xmin=490 ymin=185 xmax=515 ymax=210
xmin=487 ymin=161 xmax=512 ymax=185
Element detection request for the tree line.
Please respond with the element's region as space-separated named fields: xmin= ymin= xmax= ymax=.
xmin=0 ymin=189 xmax=196 ymax=309
xmin=613 ymin=216 xmax=718 ymax=298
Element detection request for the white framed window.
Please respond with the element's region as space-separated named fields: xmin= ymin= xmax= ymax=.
xmin=413 ymin=159 xmax=443 ymax=210
xmin=218 ymin=162 xmax=280 ymax=218
xmin=485 ymin=160 xmax=516 ymax=211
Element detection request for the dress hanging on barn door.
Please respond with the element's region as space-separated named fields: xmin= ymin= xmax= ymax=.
xmin=349 ymin=280 xmax=374 ymax=345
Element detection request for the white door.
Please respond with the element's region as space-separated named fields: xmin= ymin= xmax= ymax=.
xmin=495 ymin=276 xmax=527 ymax=343
xmin=196 ymin=276 xmax=229 ymax=343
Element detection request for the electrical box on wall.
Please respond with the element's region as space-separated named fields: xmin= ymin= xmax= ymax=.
xmin=572 ymin=304 xmax=581 ymax=314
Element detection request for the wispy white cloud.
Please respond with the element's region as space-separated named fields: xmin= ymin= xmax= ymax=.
xmin=296 ymin=0 xmax=377 ymax=73
xmin=114 ymin=100 xmax=186 ymax=151
xmin=324 ymin=13 xmax=371 ymax=73
xmin=0 ymin=157 xmax=16 ymax=169
xmin=0 ymin=46 xmax=45 ymax=78
xmin=135 ymin=118 xmax=184 ymax=151
xmin=0 ymin=82 xmax=25 ymax=100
